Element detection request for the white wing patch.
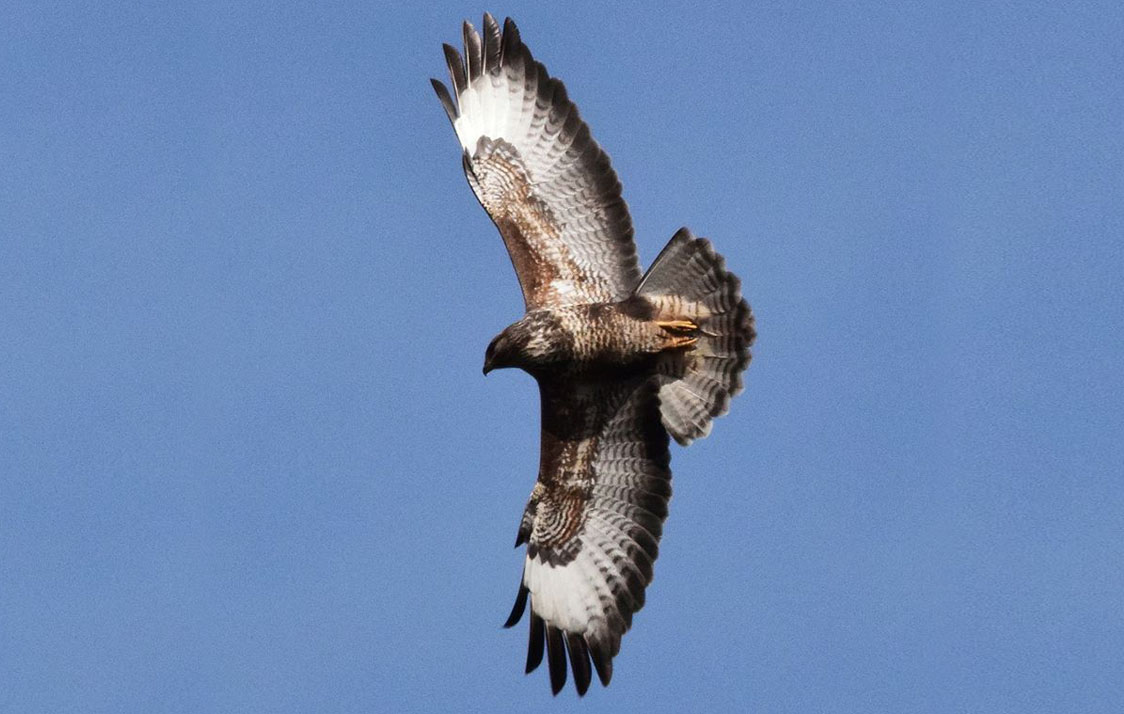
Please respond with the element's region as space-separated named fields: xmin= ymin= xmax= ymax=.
xmin=524 ymin=555 xmax=604 ymax=633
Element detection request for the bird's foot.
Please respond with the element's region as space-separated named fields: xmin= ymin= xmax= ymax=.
xmin=657 ymin=319 xmax=700 ymax=349
xmin=657 ymin=319 xmax=699 ymax=335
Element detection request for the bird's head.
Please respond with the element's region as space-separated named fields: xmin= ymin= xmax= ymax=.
xmin=483 ymin=313 xmax=564 ymax=375
xmin=482 ymin=329 xmax=517 ymax=375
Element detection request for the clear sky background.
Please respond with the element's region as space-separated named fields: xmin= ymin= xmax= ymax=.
xmin=2 ymin=1 xmax=1122 ymax=712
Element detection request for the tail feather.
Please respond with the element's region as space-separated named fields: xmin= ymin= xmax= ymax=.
xmin=636 ymin=228 xmax=755 ymax=445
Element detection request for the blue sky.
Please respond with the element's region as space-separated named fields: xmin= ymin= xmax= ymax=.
xmin=2 ymin=1 xmax=1122 ymax=711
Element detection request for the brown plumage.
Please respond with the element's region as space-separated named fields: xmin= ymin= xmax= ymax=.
xmin=432 ymin=14 xmax=756 ymax=696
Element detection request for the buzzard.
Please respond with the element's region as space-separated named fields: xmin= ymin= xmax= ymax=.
xmin=431 ymin=15 xmax=755 ymax=696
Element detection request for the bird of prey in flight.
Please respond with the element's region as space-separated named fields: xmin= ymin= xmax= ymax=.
xmin=431 ymin=14 xmax=755 ymax=696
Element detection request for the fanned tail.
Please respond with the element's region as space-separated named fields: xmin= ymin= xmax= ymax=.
xmin=635 ymin=228 xmax=755 ymax=445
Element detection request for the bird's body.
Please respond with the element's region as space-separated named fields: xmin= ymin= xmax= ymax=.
xmin=486 ymin=299 xmax=694 ymax=377
xmin=432 ymin=14 xmax=755 ymax=696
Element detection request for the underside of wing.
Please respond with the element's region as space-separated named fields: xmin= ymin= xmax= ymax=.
xmin=431 ymin=14 xmax=641 ymax=311
xmin=504 ymin=375 xmax=672 ymax=695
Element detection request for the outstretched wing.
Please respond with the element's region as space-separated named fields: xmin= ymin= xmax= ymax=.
xmin=503 ymin=375 xmax=672 ymax=696
xmin=431 ymin=14 xmax=641 ymax=311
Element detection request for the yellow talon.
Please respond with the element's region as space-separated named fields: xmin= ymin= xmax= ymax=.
xmin=657 ymin=319 xmax=699 ymax=335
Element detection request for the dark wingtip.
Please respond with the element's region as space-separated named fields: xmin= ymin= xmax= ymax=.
xmin=566 ymin=633 xmax=592 ymax=696
xmin=482 ymin=13 xmax=502 ymax=74
xmin=430 ymin=79 xmax=457 ymax=126
xmin=503 ymin=583 xmax=528 ymax=629
xmin=546 ymin=626 xmax=567 ymax=695
xmin=441 ymin=43 xmax=466 ymax=97
xmin=500 ymin=16 xmax=521 ymax=62
xmin=589 ymin=637 xmax=614 ymax=687
xmin=463 ymin=20 xmax=482 ymax=82
xmin=526 ymin=613 xmax=545 ymax=674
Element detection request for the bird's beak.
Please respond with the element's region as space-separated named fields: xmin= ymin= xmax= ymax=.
xmin=482 ymin=357 xmax=494 ymax=376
